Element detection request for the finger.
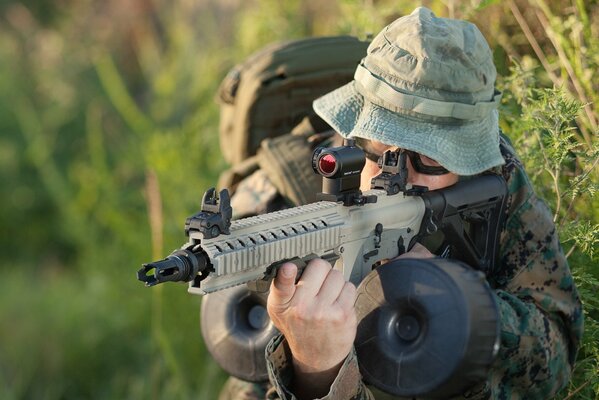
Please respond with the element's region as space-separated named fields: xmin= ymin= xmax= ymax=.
xmin=295 ymin=258 xmax=332 ymax=298
xmin=335 ymin=281 xmax=357 ymax=311
xmin=315 ymin=268 xmax=346 ymax=305
xmin=270 ymin=262 xmax=298 ymax=305
xmin=396 ymin=242 xmax=434 ymax=259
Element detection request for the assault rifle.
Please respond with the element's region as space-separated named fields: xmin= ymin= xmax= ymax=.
xmin=137 ymin=139 xmax=506 ymax=397
xmin=138 ymin=139 xmax=507 ymax=293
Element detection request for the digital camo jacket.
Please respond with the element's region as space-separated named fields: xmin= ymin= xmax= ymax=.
xmin=219 ymin=137 xmax=584 ymax=400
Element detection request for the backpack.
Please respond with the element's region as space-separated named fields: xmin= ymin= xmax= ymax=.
xmin=215 ymin=36 xmax=369 ymax=205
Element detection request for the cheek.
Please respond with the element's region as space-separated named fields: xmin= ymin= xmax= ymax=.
xmin=360 ymin=160 xmax=381 ymax=191
xmin=411 ymin=173 xmax=459 ymax=190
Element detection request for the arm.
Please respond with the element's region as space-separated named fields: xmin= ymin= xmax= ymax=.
xmin=265 ymin=334 xmax=375 ymax=400
xmin=487 ymin=141 xmax=583 ymax=399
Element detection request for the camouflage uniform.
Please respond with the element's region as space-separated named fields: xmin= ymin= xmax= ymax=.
xmin=218 ymin=134 xmax=583 ymax=400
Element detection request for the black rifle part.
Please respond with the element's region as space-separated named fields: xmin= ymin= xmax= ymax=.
xmin=312 ymin=139 xmax=377 ymax=206
xmin=355 ymin=258 xmax=500 ymax=398
xmin=185 ymin=188 xmax=233 ymax=239
xmin=137 ymin=247 xmax=210 ymax=287
xmin=370 ymin=149 xmax=428 ymax=196
xmin=200 ymin=285 xmax=279 ymax=382
xmin=416 ymin=174 xmax=508 ymax=276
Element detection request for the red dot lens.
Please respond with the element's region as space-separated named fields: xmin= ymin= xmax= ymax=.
xmin=319 ymin=154 xmax=337 ymax=175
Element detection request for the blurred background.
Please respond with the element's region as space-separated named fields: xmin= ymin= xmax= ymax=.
xmin=0 ymin=0 xmax=597 ymax=399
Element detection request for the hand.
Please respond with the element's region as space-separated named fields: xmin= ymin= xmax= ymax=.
xmin=267 ymin=259 xmax=357 ymax=399
xmin=396 ymin=242 xmax=435 ymax=259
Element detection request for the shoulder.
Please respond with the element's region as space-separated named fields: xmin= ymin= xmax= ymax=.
xmin=497 ymin=134 xmax=535 ymax=216
xmin=497 ymin=133 xmax=555 ymax=231
xmin=493 ymin=134 xmax=564 ymax=287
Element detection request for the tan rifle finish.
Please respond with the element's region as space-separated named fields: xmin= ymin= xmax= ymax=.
xmin=187 ymin=189 xmax=425 ymax=295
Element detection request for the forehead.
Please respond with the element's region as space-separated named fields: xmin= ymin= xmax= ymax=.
xmin=372 ymin=139 xmax=395 ymax=148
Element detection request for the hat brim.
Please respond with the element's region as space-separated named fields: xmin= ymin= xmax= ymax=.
xmin=313 ymin=81 xmax=505 ymax=176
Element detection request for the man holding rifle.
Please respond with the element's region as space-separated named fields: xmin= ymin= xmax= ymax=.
xmin=250 ymin=7 xmax=583 ymax=400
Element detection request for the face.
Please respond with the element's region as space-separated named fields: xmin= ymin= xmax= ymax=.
xmin=355 ymin=138 xmax=459 ymax=192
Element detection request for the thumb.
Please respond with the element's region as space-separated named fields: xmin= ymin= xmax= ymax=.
xmin=270 ymin=262 xmax=298 ymax=305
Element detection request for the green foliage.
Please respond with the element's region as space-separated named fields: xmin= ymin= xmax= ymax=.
xmin=499 ymin=56 xmax=599 ymax=399
xmin=568 ymin=266 xmax=599 ymax=400
xmin=0 ymin=0 xmax=597 ymax=399
xmin=0 ymin=1 xmax=230 ymax=398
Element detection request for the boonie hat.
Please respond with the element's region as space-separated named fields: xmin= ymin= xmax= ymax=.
xmin=313 ymin=7 xmax=505 ymax=176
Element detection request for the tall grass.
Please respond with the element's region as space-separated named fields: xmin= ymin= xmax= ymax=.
xmin=0 ymin=0 xmax=596 ymax=399
xmin=1 ymin=1 xmax=231 ymax=398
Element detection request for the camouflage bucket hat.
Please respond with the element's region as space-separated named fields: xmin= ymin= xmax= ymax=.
xmin=313 ymin=7 xmax=505 ymax=176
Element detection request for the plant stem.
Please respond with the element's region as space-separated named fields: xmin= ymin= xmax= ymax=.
xmin=532 ymin=129 xmax=561 ymax=221
xmin=145 ymin=170 xmax=188 ymax=398
xmin=146 ymin=170 xmax=164 ymax=262
xmin=563 ymin=379 xmax=591 ymax=400
xmin=552 ymin=167 xmax=561 ymax=223
xmin=532 ymin=7 xmax=596 ymax=143
xmin=507 ymin=0 xmax=560 ymax=88
xmin=565 ymin=242 xmax=577 ymax=259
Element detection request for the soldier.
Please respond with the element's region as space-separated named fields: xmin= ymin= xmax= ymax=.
xmin=221 ymin=7 xmax=583 ymax=400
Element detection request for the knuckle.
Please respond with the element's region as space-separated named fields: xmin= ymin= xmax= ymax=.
xmin=292 ymin=302 xmax=311 ymax=321
xmin=344 ymin=282 xmax=357 ymax=297
xmin=312 ymin=308 xmax=327 ymax=323
xmin=337 ymin=302 xmax=356 ymax=322
xmin=327 ymin=268 xmax=344 ymax=282
xmin=329 ymin=310 xmax=345 ymax=325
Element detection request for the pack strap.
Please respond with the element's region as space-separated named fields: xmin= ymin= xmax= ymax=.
xmin=257 ymin=131 xmax=323 ymax=206
xmin=354 ymin=64 xmax=502 ymax=120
